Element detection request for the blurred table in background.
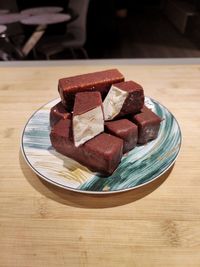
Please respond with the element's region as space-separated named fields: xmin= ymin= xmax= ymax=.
xmin=0 ymin=9 xmax=10 ymax=14
xmin=0 ymin=13 xmax=28 ymax=24
xmin=20 ymin=6 xmax=63 ymax=15
xmin=0 ymin=58 xmax=200 ymax=267
xmin=0 ymin=7 xmax=74 ymax=59
xmin=0 ymin=24 xmax=7 ymax=34
xmin=20 ymin=12 xmax=71 ymax=56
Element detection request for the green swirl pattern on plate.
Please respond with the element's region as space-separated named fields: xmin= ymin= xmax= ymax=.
xmin=21 ymin=97 xmax=182 ymax=194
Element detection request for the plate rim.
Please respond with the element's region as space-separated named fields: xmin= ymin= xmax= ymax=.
xmin=20 ymin=97 xmax=182 ymax=195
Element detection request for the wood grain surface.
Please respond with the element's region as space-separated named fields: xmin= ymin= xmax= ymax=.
xmin=0 ymin=60 xmax=200 ymax=267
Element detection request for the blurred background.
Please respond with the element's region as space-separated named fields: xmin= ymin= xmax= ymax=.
xmin=0 ymin=0 xmax=200 ymax=60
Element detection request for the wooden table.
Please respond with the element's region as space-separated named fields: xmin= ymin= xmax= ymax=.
xmin=0 ymin=59 xmax=200 ymax=267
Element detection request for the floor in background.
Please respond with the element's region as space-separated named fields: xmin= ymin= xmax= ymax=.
xmin=89 ymin=8 xmax=200 ymax=59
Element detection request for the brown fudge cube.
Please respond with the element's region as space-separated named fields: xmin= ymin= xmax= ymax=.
xmin=105 ymin=119 xmax=138 ymax=153
xmin=58 ymin=69 xmax=124 ymax=110
xmin=131 ymin=105 xmax=162 ymax=144
xmin=103 ymin=80 xmax=144 ymax=120
xmin=83 ymin=133 xmax=123 ymax=175
xmin=73 ymin=92 xmax=104 ymax=147
xmin=50 ymin=118 xmax=123 ymax=175
xmin=50 ymin=116 xmax=75 ymax=155
xmin=50 ymin=101 xmax=71 ymax=128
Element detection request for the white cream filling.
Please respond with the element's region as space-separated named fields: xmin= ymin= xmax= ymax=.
xmin=73 ymin=106 xmax=104 ymax=147
xmin=103 ymin=85 xmax=128 ymax=120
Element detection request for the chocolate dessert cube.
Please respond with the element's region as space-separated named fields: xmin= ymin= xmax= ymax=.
xmin=103 ymin=80 xmax=144 ymax=120
xmin=83 ymin=133 xmax=123 ymax=175
xmin=131 ymin=106 xmax=162 ymax=144
xmin=58 ymin=69 xmax=124 ymax=110
xmin=105 ymin=119 xmax=138 ymax=153
xmin=73 ymin=92 xmax=104 ymax=147
xmin=50 ymin=116 xmax=75 ymax=155
xmin=50 ymin=118 xmax=123 ymax=175
xmin=50 ymin=101 xmax=71 ymax=128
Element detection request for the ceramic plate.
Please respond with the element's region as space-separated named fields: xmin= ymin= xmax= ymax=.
xmin=21 ymin=97 xmax=182 ymax=194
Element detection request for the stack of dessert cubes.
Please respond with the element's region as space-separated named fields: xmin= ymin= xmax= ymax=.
xmin=50 ymin=69 xmax=162 ymax=175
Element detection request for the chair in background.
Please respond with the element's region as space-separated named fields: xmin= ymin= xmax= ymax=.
xmin=36 ymin=0 xmax=90 ymax=59
xmin=0 ymin=0 xmax=26 ymax=60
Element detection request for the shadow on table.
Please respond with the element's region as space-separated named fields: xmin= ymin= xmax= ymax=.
xmin=19 ymin=150 xmax=174 ymax=208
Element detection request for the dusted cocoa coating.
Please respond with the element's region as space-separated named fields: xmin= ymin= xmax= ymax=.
xmin=58 ymin=69 xmax=124 ymax=110
xmin=50 ymin=118 xmax=123 ymax=175
xmin=83 ymin=133 xmax=123 ymax=175
xmin=105 ymin=119 xmax=138 ymax=153
xmin=131 ymin=105 xmax=162 ymax=144
xmin=73 ymin=91 xmax=102 ymax=116
xmin=50 ymin=101 xmax=71 ymax=128
xmin=115 ymin=81 xmax=144 ymax=117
